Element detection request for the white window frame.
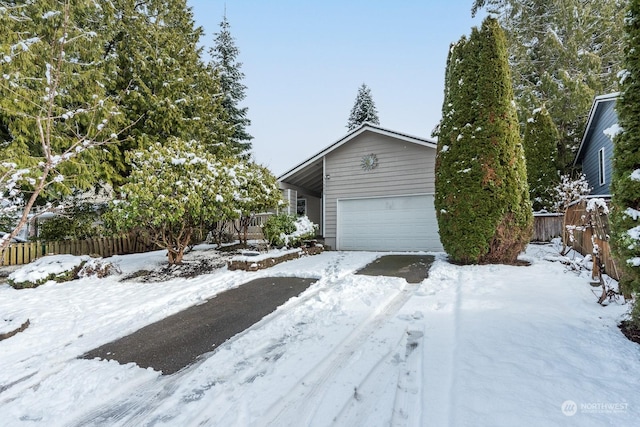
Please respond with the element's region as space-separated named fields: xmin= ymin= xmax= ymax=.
xmin=598 ymin=147 xmax=606 ymax=186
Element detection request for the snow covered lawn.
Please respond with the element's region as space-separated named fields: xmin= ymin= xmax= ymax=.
xmin=0 ymin=243 xmax=638 ymax=426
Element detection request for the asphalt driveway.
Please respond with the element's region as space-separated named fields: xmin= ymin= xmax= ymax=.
xmin=81 ymin=254 xmax=435 ymax=375
xmin=356 ymin=254 xmax=435 ymax=283
xmin=82 ymin=277 xmax=317 ymax=375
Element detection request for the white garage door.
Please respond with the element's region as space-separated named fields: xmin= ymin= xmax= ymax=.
xmin=337 ymin=194 xmax=443 ymax=251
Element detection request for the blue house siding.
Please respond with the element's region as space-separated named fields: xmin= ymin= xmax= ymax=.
xmin=574 ymin=94 xmax=618 ymax=196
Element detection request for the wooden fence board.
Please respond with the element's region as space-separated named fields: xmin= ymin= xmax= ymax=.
xmin=0 ymin=234 xmax=155 ymax=267
xmin=564 ymin=200 xmax=621 ymax=280
xmin=532 ymin=214 xmax=563 ymax=242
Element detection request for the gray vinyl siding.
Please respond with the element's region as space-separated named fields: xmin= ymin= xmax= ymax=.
xmin=324 ymin=132 xmax=436 ymax=242
xmin=278 ymin=184 xmax=322 ymax=234
xmin=580 ymin=99 xmax=616 ymax=195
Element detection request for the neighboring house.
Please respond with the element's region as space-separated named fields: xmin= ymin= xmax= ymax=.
xmin=574 ymin=92 xmax=619 ymax=196
xmin=278 ymin=123 xmax=443 ymax=252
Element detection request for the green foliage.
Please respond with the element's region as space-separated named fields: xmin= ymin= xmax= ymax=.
xmin=262 ymin=214 xmax=296 ymax=247
xmin=610 ymin=0 xmax=640 ymax=320
xmin=435 ymin=17 xmax=532 ymax=265
xmin=236 ymin=162 xmax=284 ymax=217
xmin=38 ymin=203 xmax=105 ymax=241
xmin=106 ymin=137 xmax=241 ymax=264
xmin=234 ymin=161 xmax=284 ymax=244
xmin=0 ymin=212 xmax=17 ymax=233
xmin=209 ymin=15 xmax=252 ymax=154
xmin=0 ymin=0 xmax=123 ymax=199
xmin=472 ymin=0 xmax=626 ymax=172
xmin=522 ymin=106 xmax=560 ymax=211
xmin=106 ymin=0 xmax=233 ymax=183
xmin=347 ymin=84 xmax=380 ymax=130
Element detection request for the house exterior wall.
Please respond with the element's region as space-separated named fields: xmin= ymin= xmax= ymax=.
xmin=323 ymin=131 xmax=436 ymax=249
xmin=580 ymin=99 xmax=616 ymax=195
xmin=278 ymin=184 xmax=322 ymax=234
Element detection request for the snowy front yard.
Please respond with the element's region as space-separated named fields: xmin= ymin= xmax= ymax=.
xmin=0 ymin=243 xmax=639 ymax=426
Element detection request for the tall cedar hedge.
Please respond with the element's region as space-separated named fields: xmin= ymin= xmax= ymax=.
xmin=522 ymin=106 xmax=560 ymax=212
xmin=611 ymin=0 xmax=640 ymax=307
xmin=435 ymin=17 xmax=532 ymax=264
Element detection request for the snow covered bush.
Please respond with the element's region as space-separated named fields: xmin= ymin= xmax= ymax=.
xmin=552 ymin=174 xmax=591 ymax=213
xmin=234 ymin=162 xmax=283 ymax=245
xmin=8 ymin=255 xmax=89 ymax=289
xmin=262 ymin=215 xmax=317 ymax=248
xmin=106 ymin=138 xmax=241 ymax=264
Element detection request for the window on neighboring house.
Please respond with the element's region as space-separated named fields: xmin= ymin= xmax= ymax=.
xmin=297 ymin=198 xmax=307 ymax=216
xmin=598 ymin=147 xmax=606 ymax=186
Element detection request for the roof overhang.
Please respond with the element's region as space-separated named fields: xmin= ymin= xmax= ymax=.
xmin=278 ymin=123 xmax=437 ymax=195
xmin=574 ymin=92 xmax=619 ymax=167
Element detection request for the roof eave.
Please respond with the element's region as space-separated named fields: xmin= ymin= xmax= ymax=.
xmin=573 ymin=92 xmax=619 ymax=167
xmin=278 ymin=123 xmax=436 ymax=182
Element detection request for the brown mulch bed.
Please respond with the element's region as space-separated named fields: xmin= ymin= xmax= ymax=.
xmin=619 ymin=320 xmax=640 ymax=345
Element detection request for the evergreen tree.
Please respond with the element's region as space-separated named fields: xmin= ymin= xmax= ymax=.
xmin=347 ymin=84 xmax=380 ymax=130
xmin=610 ymin=0 xmax=640 ymax=323
xmin=209 ymin=14 xmax=252 ymax=155
xmin=0 ymin=0 xmax=123 ymax=249
xmin=522 ymin=106 xmax=560 ymax=211
xmin=435 ymin=17 xmax=532 ymax=265
xmin=472 ymin=0 xmax=626 ymax=171
xmin=107 ymin=0 xmax=231 ymax=183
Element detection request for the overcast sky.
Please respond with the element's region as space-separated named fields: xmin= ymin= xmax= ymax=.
xmin=187 ymin=1 xmax=486 ymax=176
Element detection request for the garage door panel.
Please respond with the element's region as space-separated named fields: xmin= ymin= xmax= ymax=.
xmin=337 ymin=195 xmax=443 ymax=251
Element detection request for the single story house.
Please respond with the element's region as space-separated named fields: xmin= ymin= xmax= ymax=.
xmin=278 ymin=123 xmax=443 ymax=252
xmin=574 ymin=92 xmax=619 ymax=196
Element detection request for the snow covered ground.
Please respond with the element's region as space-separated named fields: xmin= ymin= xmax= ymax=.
xmin=0 ymin=242 xmax=639 ymax=426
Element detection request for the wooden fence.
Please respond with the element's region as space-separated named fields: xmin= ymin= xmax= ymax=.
xmin=563 ymin=199 xmax=620 ymax=280
xmin=1 ymin=234 xmax=151 ymax=267
xmin=532 ymin=213 xmax=564 ymax=242
xmin=1 ymin=214 xmax=274 ymax=267
xmin=216 ymin=214 xmax=271 ymax=241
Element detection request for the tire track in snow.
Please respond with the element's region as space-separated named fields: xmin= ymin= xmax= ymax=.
xmin=263 ymin=280 xmax=417 ymax=426
xmin=69 ymin=252 xmax=369 ymax=426
xmin=421 ymin=266 xmax=463 ymax=426
xmin=390 ymin=326 xmax=426 ymax=426
xmin=67 ymin=271 xmax=340 ymax=427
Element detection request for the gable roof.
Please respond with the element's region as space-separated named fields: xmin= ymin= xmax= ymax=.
xmin=278 ymin=122 xmax=437 ymax=183
xmin=574 ymin=92 xmax=619 ymax=166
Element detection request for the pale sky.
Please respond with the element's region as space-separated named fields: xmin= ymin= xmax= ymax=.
xmin=187 ymin=1 xmax=486 ymax=176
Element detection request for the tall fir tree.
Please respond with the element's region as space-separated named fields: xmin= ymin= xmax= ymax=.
xmin=610 ymin=0 xmax=640 ymax=324
xmin=347 ymin=83 xmax=380 ymax=130
xmin=472 ymin=0 xmax=626 ymax=172
xmin=209 ymin=14 xmax=252 ymax=155
xmin=107 ymin=0 xmax=231 ymax=183
xmin=435 ymin=17 xmax=532 ymax=264
xmin=522 ymin=106 xmax=560 ymax=211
